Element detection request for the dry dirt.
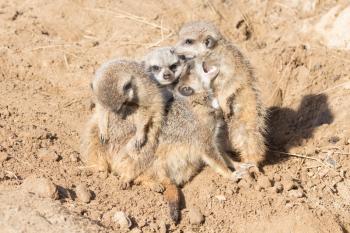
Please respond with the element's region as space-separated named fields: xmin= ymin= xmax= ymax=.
xmin=1 ymin=0 xmax=350 ymax=232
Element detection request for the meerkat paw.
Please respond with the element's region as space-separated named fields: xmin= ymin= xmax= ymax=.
xmin=127 ymin=134 xmax=146 ymax=152
xmin=234 ymin=163 xmax=261 ymax=179
xmin=149 ymin=182 xmax=165 ymax=193
xmin=119 ymin=181 xmax=132 ymax=190
xmin=231 ymin=171 xmax=245 ymax=182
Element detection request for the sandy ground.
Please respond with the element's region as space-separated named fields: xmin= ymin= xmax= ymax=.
xmin=0 ymin=0 xmax=350 ymax=232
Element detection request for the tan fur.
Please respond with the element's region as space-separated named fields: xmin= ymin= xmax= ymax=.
xmin=174 ymin=21 xmax=267 ymax=166
xmin=137 ymin=68 xmax=237 ymax=222
xmin=81 ymin=60 xmax=165 ymax=187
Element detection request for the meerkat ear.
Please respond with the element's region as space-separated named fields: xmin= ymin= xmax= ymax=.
xmin=204 ymin=35 xmax=217 ymax=49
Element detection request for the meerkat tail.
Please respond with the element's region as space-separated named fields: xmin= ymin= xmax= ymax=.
xmin=163 ymin=179 xmax=180 ymax=223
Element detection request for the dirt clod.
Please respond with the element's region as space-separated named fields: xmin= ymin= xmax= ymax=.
xmin=76 ymin=184 xmax=92 ymax=203
xmin=23 ymin=177 xmax=59 ymax=199
xmin=336 ymin=180 xmax=350 ymax=202
xmin=288 ymin=189 xmax=304 ymax=199
xmin=257 ymin=175 xmax=272 ymax=190
xmin=283 ymin=179 xmax=298 ymax=191
xmin=188 ymin=206 xmax=204 ymax=225
xmin=0 ymin=152 xmax=8 ymax=162
xmin=274 ymin=182 xmax=284 ymax=193
xmin=37 ymin=148 xmax=59 ymax=162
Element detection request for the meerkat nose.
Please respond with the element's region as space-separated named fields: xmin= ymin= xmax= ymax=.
xmin=170 ymin=47 xmax=175 ymax=54
xmin=163 ymin=73 xmax=172 ymax=80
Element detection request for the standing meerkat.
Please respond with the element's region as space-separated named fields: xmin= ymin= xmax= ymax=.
xmin=173 ymin=21 xmax=267 ymax=171
xmin=81 ymin=60 xmax=165 ymax=187
xmin=135 ymin=64 xmax=239 ymax=222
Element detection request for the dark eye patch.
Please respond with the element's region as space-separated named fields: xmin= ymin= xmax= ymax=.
xmin=151 ymin=65 xmax=160 ymax=72
xmin=123 ymin=81 xmax=132 ymax=92
xmin=169 ymin=62 xmax=178 ymax=72
xmin=178 ymin=85 xmax=194 ymax=96
xmin=204 ymin=35 xmax=216 ymax=49
xmin=185 ymin=39 xmax=194 ymax=45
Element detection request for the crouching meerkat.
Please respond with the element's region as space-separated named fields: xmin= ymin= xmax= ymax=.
xmin=173 ymin=21 xmax=267 ymax=170
xmin=81 ymin=60 xmax=165 ymax=187
xmin=135 ymin=63 xmax=238 ymax=222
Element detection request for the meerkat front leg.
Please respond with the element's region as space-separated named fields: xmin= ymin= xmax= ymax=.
xmin=96 ymin=104 xmax=110 ymax=144
xmin=126 ymin=108 xmax=151 ymax=151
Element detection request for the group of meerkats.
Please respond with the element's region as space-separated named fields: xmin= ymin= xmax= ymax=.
xmin=80 ymin=21 xmax=267 ymax=222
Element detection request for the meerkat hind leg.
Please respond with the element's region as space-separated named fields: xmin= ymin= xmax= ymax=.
xmin=134 ymin=174 xmax=165 ymax=193
xmin=201 ymin=149 xmax=238 ymax=181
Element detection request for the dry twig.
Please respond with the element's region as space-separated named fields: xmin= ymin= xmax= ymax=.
xmin=271 ymin=150 xmax=332 ymax=168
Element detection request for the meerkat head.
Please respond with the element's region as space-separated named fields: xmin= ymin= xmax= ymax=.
xmin=143 ymin=47 xmax=185 ymax=86
xmin=174 ymin=61 xmax=218 ymax=107
xmin=92 ymin=60 xmax=142 ymax=113
xmin=173 ymin=21 xmax=222 ymax=59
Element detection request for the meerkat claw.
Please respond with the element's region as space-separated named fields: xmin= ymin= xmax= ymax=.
xmin=99 ymin=134 xmax=108 ymax=144
xmin=231 ymin=170 xmax=245 ymax=182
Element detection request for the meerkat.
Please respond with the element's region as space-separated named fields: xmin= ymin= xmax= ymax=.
xmin=173 ymin=21 xmax=267 ymax=172
xmin=81 ymin=60 xmax=165 ymax=187
xmin=135 ymin=64 xmax=239 ymax=222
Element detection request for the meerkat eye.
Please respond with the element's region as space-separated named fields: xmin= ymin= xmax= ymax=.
xmin=123 ymin=81 xmax=132 ymax=92
xmin=204 ymin=36 xmax=216 ymax=49
xmin=169 ymin=63 xmax=178 ymax=72
xmin=178 ymin=55 xmax=187 ymax=61
xmin=151 ymin=65 xmax=160 ymax=72
xmin=178 ymin=86 xmax=194 ymax=96
xmin=185 ymin=39 xmax=194 ymax=45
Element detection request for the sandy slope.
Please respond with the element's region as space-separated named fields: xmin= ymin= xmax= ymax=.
xmin=0 ymin=0 xmax=349 ymax=232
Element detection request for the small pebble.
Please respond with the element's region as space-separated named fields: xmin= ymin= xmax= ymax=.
xmin=159 ymin=221 xmax=167 ymax=233
xmin=129 ymin=228 xmax=142 ymax=233
xmin=37 ymin=148 xmax=59 ymax=162
xmin=76 ymin=184 xmax=92 ymax=203
xmin=283 ymin=179 xmax=297 ymax=191
xmin=70 ymin=153 xmax=79 ymax=162
xmin=257 ymin=176 xmax=272 ymax=190
xmin=336 ymin=181 xmax=350 ymax=202
xmin=273 ymin=174 xmax=282 ymax=182
xmin=288 ymin=189 xmax=304 ymax=198
xmin=274 ymin=182 xmax=284 ymax=193
xmin=215 ymin=195 xmax=226 ymax=201
xmin=188 ymin=206 xmax=204 ymax=225
xmin=0 ymin=152 xmax=8 ymax=162
xmin=238 ymin=179 xmax=250 ymax=189
xmin=345 ymin=138 xmax=350 ymax=145
xmin=23 ymin=177 xmax=58 ymax=199
xmin=113 ymin=211 xmax=132 ymax=229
